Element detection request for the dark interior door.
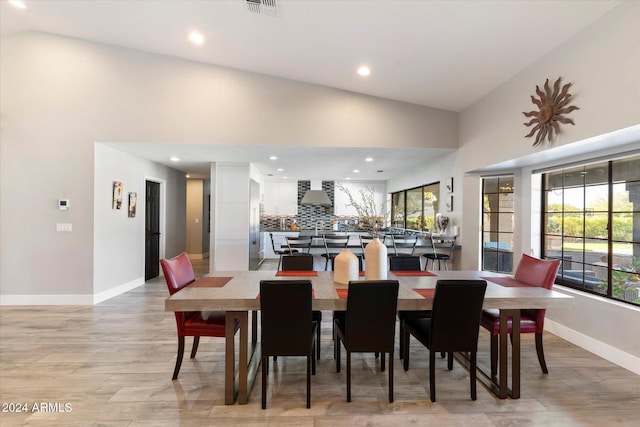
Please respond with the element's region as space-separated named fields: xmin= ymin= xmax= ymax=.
xmin=145 ymin=180 xmax=160 ymax=280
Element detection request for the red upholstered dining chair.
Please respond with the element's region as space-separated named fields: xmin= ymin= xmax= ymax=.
xmin=160 ymin=252 xmax=239 ymax=380
xmin=480 ymin=254 xmax=561 ymax=376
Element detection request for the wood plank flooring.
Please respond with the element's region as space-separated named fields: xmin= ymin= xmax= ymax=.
xmin=1 ymin=258 xmax=639 ymax=426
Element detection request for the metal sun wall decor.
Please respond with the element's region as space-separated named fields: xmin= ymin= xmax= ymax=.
xmin=522 ymin=77 xmax=579 ymax=147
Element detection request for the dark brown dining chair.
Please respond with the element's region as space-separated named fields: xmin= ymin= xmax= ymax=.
xmin=160 ymin=252 xmax=239 ymax=380
xmin=403 ymin=280 xmax=487 ymax=402
xmin=321 ymin=234 xmax=350 ymax=270
xmin=280 ymin=254 xmax=322 ymax=359
xmin=270 ymin=232 xmax=299 ymax=270
xmin=480 ymin=254 xmax=561 ymax=376
xmin=260 ymin=280 xmax=318 ymax=409
xmin=334 ymin=280 xmax=399 ymax=402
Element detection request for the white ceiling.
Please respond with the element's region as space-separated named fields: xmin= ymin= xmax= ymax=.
xmin=1 ymin=0 xmax=623 ymax=180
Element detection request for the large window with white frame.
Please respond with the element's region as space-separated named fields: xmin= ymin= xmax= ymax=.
xmin=542 ymin=154 xmax=640 ymax=306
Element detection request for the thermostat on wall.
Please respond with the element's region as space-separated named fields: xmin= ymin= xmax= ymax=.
xmin=58 ymin=199 xmax=70 ymax=210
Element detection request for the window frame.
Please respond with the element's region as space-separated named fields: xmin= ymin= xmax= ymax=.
xmin=390 ymin=182 xmax=439 ymax=231
xmin=481 ymin=175 xmax=515 ymax=274
xmin=541 ymin=154 xmax=640 ymax=307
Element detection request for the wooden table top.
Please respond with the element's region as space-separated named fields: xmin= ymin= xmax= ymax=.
xmin=165 ymin=270 xmax=574 ymax=312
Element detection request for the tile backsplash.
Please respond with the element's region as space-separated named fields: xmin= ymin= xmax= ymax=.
xmin=261 ymin=180 xmax=360 ymax=231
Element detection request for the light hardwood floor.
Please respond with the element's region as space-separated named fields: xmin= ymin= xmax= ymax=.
xmin=1 ymin=258 xmax=639 ymax=426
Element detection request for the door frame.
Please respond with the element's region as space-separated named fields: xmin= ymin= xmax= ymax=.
xmin=144 ymin=176 xmax=166 ymax=278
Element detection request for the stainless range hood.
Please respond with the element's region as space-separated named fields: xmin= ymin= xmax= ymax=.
xmin=301 ymin=180 xmax=332 ymax=206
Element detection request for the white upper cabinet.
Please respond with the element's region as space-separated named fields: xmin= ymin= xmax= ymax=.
xmin=264 ymin=182 xmax=298 ymax=215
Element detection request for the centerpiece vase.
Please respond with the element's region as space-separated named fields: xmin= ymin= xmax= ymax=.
xmin=365 ymin=237 xmax=387 ymax=280
xmin=334 ymin=248 xmax=359 ymax=285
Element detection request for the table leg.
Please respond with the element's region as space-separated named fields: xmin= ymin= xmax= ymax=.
xmin=237 ymin=312 xmax=249 ymax=404
xmin=224 ymin=311 xmax=238 ymax=405
xmin=510 ymin=310 xmax=521 ymax=399
xmin=498 ymin=309 xmax=509 ymax=399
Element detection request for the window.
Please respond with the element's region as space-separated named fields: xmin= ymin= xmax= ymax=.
xmin=391 ymin=183 xmax=439 ymax=231
xmin=542 ymin=154 xmax=640 ymax=306
xmin=482 ymin=176 xmax=514 ymax=273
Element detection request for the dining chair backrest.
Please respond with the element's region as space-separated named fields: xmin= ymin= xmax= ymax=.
xmin=345 ymin=280 xmax=399 ymax=352
xmin=513 ymin=254 xmax=561 ymax=332
xmin=281 ymin=254 xmax=314 ymax=271
xmin=429 ymin=280 xmax=487 ymax=351
xmin=323 ymin=234 xmax=350 ymax=252
xmin=390 ymin=234 xmax=417 ymax=256
xmin=160 ymin=252 xmax=196 ymax=295
xmin=389 ymin=255 xmax=422 ymax=271
xmin=260 ymin=280 xmax=313 ymax=356
xmin=435 ymin=236 xmax=457 ymax=256
xmin=285 ymin=235 xmax=313 ymax=253
xmin=160 ymin=252 xmax=199 ymax=339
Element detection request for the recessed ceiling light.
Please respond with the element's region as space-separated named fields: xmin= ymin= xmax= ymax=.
xmin=269 ymin=156 xmax=278 ymax=160
xmin=357 ymin=66 xmax=370 ymax=76
xmin=365 ymin=157 xmax=373 ymax=162
xmin=345 ymin=177 xmax=351 ymax=180
xmin=353 ymin=169 xmax=360 ymax=173
xmin=188 ymin=31 xmax=205 ymax=45
xmin=277 ymin=168 xmax=284 ymax=172
xmin=170 ymin=156 xmax=180 ymax=162
xmin=9 ymin=0 xmax=26 ymax=9
xmin=282 ymin=176 xmax=288 ymax=179
xmin=185 ymin=174 xmax=190 ymax=178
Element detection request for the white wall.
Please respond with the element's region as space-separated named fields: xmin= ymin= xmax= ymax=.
xmin=0 ymin=31 xmax=456 ymax=302
xmin=93 ymin=144 xmax=186 ymax=303
xmin=455 ymin=1 xmax=640 ymax=372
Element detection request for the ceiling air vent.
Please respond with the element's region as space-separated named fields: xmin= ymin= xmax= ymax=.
xmin=246 ymin=0 xmax=278 ymax=17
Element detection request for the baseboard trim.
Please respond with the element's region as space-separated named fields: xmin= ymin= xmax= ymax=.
xmin=545 ymin=318 xmax=640 ymax=375
xmin=93 ymin=278 xmax=145 ymax=304
xmin=0 ymin=278 xmax=146 ymax=306
xmin=0 ymin=294 xmax=94 ymax=305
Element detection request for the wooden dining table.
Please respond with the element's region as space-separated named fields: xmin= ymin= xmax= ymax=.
xmin=165 ymin=270 xmax=574 ymax=404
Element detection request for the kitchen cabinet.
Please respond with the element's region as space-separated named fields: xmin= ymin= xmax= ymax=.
xmin=263 ymin=182 xmax=298 ymax=215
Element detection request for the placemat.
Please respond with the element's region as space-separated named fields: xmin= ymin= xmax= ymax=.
xmin=413 ymin=288 xmax=435 ymax=298
xmin=190 ymin=277 xmax=232 ymax=288
xmin=275 ymin=270 xmax=318 ymax=277
xmin=336 ymin=289 xmax=348 ymax=299
xmin=391 ymin=270 xmax=437 ymax=276
xmin=481 ymin=276 xmax=533 ymax=287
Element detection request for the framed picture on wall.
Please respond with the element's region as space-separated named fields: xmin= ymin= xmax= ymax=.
xmin=446 ymin=177 xmax=454 ymax=193
xmin=112 ymin=181 xmax=123 ymax=209
xmin=446 ymin=195 xmax=453 ymax=212
xmin=128 ymin=192 xmax=137 ymax=218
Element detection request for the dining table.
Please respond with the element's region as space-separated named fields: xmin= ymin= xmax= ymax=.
xmin=165 ymin=270 xmax=574 ymax=405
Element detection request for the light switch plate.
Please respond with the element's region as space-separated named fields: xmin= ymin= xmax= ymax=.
xmin=56 ymin=223 xmax=72 ymax=232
